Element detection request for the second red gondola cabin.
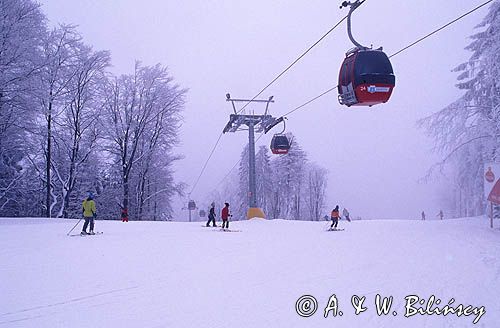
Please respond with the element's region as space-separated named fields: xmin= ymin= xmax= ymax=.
xmin=270 ymin=134 xmax=290 ymax=155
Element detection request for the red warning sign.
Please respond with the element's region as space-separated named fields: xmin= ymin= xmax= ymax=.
xmin=485 ymin=167 xmax=495 ymax=183
xmin=488 ymin=179 xmax=500 ymax=205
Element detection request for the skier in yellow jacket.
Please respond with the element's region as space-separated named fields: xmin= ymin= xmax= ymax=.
xmin=81 ymin=192 xmax=97 ymax=235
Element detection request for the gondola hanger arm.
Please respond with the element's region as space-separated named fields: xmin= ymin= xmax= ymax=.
xmin=340 ymin=0 xmax=368 ymax=50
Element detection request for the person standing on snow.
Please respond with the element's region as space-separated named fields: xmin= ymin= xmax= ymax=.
xmin=221 ymin=202 xmax=231 ymax=229
xmin=81 ymin=192 xmax=97 ymax=235
xmin=342 ymin=208 xmax=351 ymax=222
xmin=437 ymin=210 xmax=444 ymax=220
xmin=121 ymin=207 xmax=129 ymax=222
xmin=421 ymin=211 xmax=426 ymax=221
xmin=330 ymin=205 xmax=341 ymax=229
xmin=206 ymin=202 xmax=217 ymax=227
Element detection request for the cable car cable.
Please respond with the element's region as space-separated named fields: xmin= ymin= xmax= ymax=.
xmin=389 ymin=0 xmax=494 ymax=58
xmin=189 ymin=12 xmax=352 ymax=196
xmin=187 ymin=11 xmax=350 ymax=196
xmin=217 ymin=0 xmax=493 ymax=187
xmin=283 ymin=85 xmax=338 ymax=117
xmin=281 ymin=0 xmax=495 ymax=118
xmin=235 ymin=12 xmax=352 ymax=115
xmin=188 ymin=132 xmax=224 ymax=196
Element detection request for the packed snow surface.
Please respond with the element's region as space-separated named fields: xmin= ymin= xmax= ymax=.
xmin=1 ymin=217 xmax=499 ymax=327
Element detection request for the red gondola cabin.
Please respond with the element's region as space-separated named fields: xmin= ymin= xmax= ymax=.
xmin=338 ymin=48 xmax=395 ymax=107
xmin=270 ymin=134 xmax=290 ymax=154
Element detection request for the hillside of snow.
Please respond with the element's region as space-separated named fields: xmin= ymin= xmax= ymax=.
xmin=1 ymin=217 xmax=499 ymax=328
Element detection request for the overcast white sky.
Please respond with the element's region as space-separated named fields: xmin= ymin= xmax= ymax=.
xmin=39 ymin=0 xmax=490 ymax=220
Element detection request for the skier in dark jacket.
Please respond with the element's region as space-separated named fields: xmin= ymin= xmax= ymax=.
xmin=121 ymin=207 xmax=129 ymax=222
xmin=221 ymin=202 xmax=231 ymax=229
xmin=81 ymin=192 xmax=97 ymax=235
xmin=330 ymin=205 xmax=341 ymax=229
xmin=206 ymin=202 xmax=217 ymax=227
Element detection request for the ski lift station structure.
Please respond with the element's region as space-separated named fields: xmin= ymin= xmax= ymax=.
xmin=223 ymin=94 xmax=289 ymax=219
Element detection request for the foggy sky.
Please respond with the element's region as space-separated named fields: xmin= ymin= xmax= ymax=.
xmin=39 ymin=0 xmax=489 ymax=220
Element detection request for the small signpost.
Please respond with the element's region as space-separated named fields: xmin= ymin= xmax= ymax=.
xmin=484 ymin=164 xmax=500 ymax=228
xmin=182 ymin=199 xmax=197 ymax=222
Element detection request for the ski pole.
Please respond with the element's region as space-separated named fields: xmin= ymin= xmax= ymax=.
xmin=67 ymin=218 xmax=83 ymax=236
xmin=324 ymin=221 xmax=331 ymax=230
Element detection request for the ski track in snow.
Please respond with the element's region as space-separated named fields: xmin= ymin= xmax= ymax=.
xmin=0 ymin=217 xmax=499 ymax=328
xmin=0 ymin=286 xmax=139 ymax=316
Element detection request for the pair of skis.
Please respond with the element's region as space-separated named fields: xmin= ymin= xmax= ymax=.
xmin=69 ymin=232 xmax=104 ymax=237
xmin=219 ymin=228 xmax=241 ymax=233
xmin=326 ymin=228 xmax=345 ymax=232
xmin=202 ymin=225 xmax=241 ymax=232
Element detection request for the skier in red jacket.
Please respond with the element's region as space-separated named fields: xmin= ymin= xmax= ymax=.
xmin=330 ymin=205 xmax=341 ymax=230
xmin=221 ymin=202 xmax=231 ymax=229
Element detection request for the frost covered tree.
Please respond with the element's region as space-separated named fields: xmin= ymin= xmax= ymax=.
xmin=230 ymin=133 xmax=327 ymax=220
xmin=419 ymin=1 xmax=500 ymax=216
xmin=50 ymin=45 xmax=110 ymax=218
xmin=305 ymin=164 xmax=328 ymax=221
xmin=0 ymin=0 xmax=45 ymax=215
xmin=236 ymin=144 xmax=273 ymax=219
xmin=236 ymin=144 xmax=249 ymax=220
xmin=102 ymin=62 xmax=186 ymax=220
xmin=0 ymin=2 xmax=187 ymax=219
xmin=255 ymin=145 xmax=273 ymax=217
xmin=131 ymin=127 xmax=185 ymax=221
xmin=32 ymin=25 xmax=83 ymax=217
xmin=271 ymin=133 xmax=307 ymax=220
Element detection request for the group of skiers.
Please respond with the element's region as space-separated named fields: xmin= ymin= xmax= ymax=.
xmin=79 ymin=191 xmax=448 ymax=234
xmin=206 ymin=202 xmax=231 ymax=229
xmin=78 ymin=192 xmax=234 ymax=234
xmin=329 ymin=205 xmax=351 ymax=230
xmin=78 ymin=192 xmax=353 ymax=233
xmin=421 ymin=210 xmax=444 ymax=221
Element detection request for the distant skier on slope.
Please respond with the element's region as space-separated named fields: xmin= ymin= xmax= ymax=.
xmin=342 ymin=207 xmax=351 ymax=222
xmin=330 ymin=205 xmax=341 ymax=230
xmin=421 ymin=211 xmax=426 ymax=221
xmin=81 ymin=192 xmax=97 ymax=235
xmin=221 ymin=202 xmax=231 ymax=229
xmin=206 ymin=202 xmax=217 ymax=227
xmin=437 ymin=210 xmax=444 ymax=220
xmin=121 ymin=207 xmax=128 ymax=222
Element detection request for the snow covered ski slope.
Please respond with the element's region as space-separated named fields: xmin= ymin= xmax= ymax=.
xmin=1 ymin=217 xmax=499 ymax=327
